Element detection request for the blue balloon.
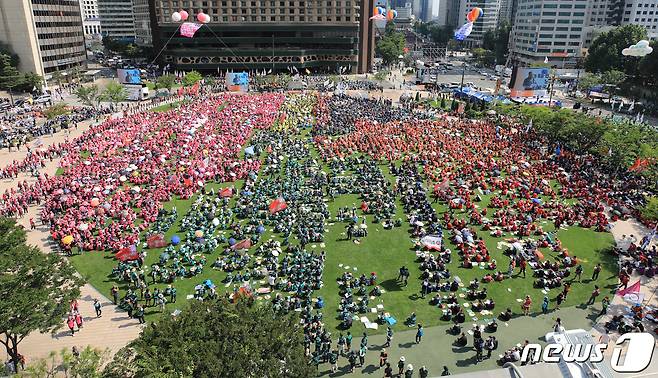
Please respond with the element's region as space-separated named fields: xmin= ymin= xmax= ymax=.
xmin=171 ymin=235 xmax=181 ymax=245
xmin=228 ymin=237 xmax=237 ymax=246
xmin=256 ymin=225 xmax=265 ymax=234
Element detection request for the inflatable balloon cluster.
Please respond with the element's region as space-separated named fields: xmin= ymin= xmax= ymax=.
xmin=387 ymin=9 xmax=397 ymax=21
xmin=171 ymin=9 xmax=210 ymax=23
xmin=370 ymin=6 xmax=387 ymax=20
xmin=466 ymin=7 xmax=483 ymax=22
xmin=454 ymin=7 xmax=483 ymax=41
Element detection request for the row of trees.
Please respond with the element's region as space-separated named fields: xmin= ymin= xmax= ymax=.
xmin=75 ymin=82 xmax=127 ymax=109
xmin=101 ymin=37 xmax=149 ymax=59
xmin=495 ymin=104 xmax=658 ymax=181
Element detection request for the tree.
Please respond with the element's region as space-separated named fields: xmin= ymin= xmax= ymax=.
xmin=376 ymin=23 xmax=405 ymax=66
xmin=104 ymin=299 xmax=315 ymax=377
xmin=101 ymin=81 xmax=127 ymax=105
xmin=75 ymin=84 xmax=101 ymax=109
xmin=124 ymin=44 xmax=140 ymax=58
xmin=482 ymin=21 xmax=510 ymax=64
xmin=577 ymin=72 xmax=601 ymax=92
xmin=472 ymin=48 xmax=495 ymax=67
xmin=21 ymin=72 xmax=43 ymax=93
xmin=0 ymin=42 xmax=19 ymax=67
xmin=20 ymin=347 xmax=107 ymax=378
xmin=156 ymin=74 xmax=176 ymax=91
xmin=600 ymin=69 xmax=627 ymax=98
xmin=0 ymin=53 xmax=23 ymax=93
xmin=0 ymin=218 xmax=83 ymax=372
xmin=640 ymin=196 xmax=658 ymax=221
xmin=182 ymin=70 xmax=203 ymax=87
xmin=50 ymin=70 xmax=64 ymax=88
xmin=585 ymin=25 xmax=647 ymax=75
xmin=638 ymin=41 xmax=658 ymax=86
xmin=43 ymin=103 xmax=70 ymax=119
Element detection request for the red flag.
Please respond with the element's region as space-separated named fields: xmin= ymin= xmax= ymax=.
xmin=180 ymin=22 xmax=202 ymax=38
xmin=147 ymin=234 xmax=167 ymax=249
xmin=629 ymin=158 xmax=650 ymax=172
xmin=231 ymin=239 xmax=252 ymax=250
xmin=220 ymin=187 xmax=233 ymax=198
xmin=177 ymin=87 xmax=184 ymax=96
xmin=191 ymin=82 xmax=200 ymax=94
xmin=269 ymin=197 xmax=287 ymax=214
xmin=617 ymin=280 xmax=641 ymax=296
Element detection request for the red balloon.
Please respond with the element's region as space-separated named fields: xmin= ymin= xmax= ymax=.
xmin=197 ymin=12 xmax=206 ymax=22
xmin=180 ymin=10 xmax=189 ymax=20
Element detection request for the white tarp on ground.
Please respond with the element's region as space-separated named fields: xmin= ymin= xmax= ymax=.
xmin=421 ymin=234 xmax=442 ymax=250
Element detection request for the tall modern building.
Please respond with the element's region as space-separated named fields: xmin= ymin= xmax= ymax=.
xmin=149 ymin=0 xmax=375 ymax=74
xmin=0 ymin=0 xmax=86 ymax=77
xmin=618 ymin=0 xmax=658 ymax=39
xmin=133 ymin=0 xmax=152 ymax=46
xmin=98 ymin=0 xmax=135 ymax=41
xmin=79 ymin=0 xmax=102 ymax=38
xmin=458 ymin=0 xmax=502 ymax=47
xmin=509 ymin=0 xmax=657 ymax=68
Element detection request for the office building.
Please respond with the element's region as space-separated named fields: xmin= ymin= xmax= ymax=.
xmin=499 ymin=0 xmax=516 ymax=24
xmin=133 ymin=0 xmax=152 ymax=45
xmin=444 ymin=0 xmax=461 ymax=27
xmin=0 ymin=0 xmax=86 ymax=77
xmin=618 ymin=0 xmax=658 ymax=39
xmin=98 ymin=0 xmax=135 ymax=41
xmin=509 ymin=0 xmax=656 ymax=68
xmin=80 ymin=0 xmax=102 ymax=38
xmin=149 ymin=0 xmax=374 ymax=74
xmin=458 ymin=0 xmax=501 ymax=46
xmin=510 ymin=0 xmax=592 ymax=68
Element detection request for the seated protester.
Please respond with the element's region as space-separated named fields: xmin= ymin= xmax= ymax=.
xmin=483 ymin=273 xmax=494 ymax=283
xmin=494 ymin=271 xmax=505 ymax=282
xmin=488 ymin=259 xmax=497 ymax=270
xmin=450 ymin=280 xmax=460 ymax=291
xmin=370 ymin=285 xmax=382 ymax=297
xmin=455 ymin=332 xmax=468 ymax=347
xmin=499 ymin=308 xmax=513 ymax=321
xmin=429 ymin=294 xmax=442 ymax=306
xmin=315 ymin=296 xmax=325 ymax=309
xmin=484 ymin=298 xmax=495 ymax=310
xmin=405 ymin=312 xmax=417 ymax=327
xmin=452 ymin=310 xmax=466 ymax=323
xmin=487 ymin=319 xmax=498 ymax=332
xmin=471 ymin=300 xmax=484 ymax=312
xmin=450 ymin=323 xmax=462 ymax=335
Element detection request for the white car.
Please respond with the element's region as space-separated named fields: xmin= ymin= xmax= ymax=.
xmin=33 ymin=94 xmax=52 ymax=104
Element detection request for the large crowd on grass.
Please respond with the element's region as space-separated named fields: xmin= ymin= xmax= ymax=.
xmin=0 ymin=89 xmax=656 ymax=375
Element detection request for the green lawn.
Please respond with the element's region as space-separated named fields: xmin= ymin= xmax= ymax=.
xmin=67 ymin=94 xmax=618 ymax=374
xmin=150 ymin=102 xmax=180 ymax=112
xmin=70 ymin=130 xmax=617 ymax=330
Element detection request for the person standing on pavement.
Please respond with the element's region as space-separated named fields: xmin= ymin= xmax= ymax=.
xmin=415 ymin=324 xmax=424 ymax=344
xmin=93 ymin=298 xmax=102 ymax=317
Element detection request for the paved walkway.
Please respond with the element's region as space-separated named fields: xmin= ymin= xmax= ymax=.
xmin=0 ymin=116 xmax=144 ymax=366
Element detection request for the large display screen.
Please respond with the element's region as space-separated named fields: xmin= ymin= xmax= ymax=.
xmin=225 ymin=72 xmax=249 ymax=92
xmin=117 ymin=69 xmax=142 ymax=84
xmin=510 ymin=67 xmax=549 ymax=97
